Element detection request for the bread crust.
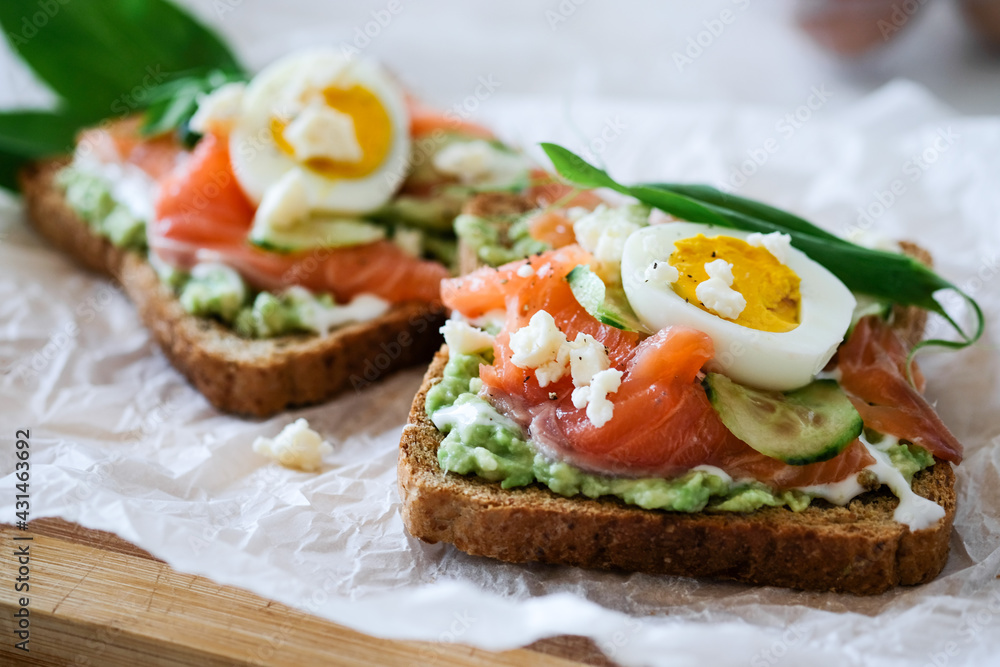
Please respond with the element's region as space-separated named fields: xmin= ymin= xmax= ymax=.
xmin=20 ymin=159 xmax=445 ymax=417
xmin=399 ymin=350 xmax=955 ymax=594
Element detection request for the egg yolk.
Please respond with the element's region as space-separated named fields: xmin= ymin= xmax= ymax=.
xmin=271 ymin=84 xmax=392 ymax=179
xmin=669 ymin=234 xmax=801 ymax=332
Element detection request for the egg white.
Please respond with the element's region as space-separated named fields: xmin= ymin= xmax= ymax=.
xmin=621 ymin=222 xmax=856 ymax=391
xmin=229 ymin=48 xmax=410 ymax=214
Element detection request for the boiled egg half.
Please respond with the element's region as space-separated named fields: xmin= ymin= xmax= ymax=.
xmin=229 ymin=49 xmax=410 ymax=216
xmin=621 ymin=223 xmax=856 ymax=391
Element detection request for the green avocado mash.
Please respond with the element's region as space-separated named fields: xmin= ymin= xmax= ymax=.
xmin=178 ymin=265 xmax=246 ymax=323
xmin=428 ymin=354 xmax=796 ymax=512
xmin=883 ymin=438 xmax=935 ymax=483
xmin=57 ymin=166 xmax=146 ymax=249
xmin=426 ymin=352 xmax=936 ymax=513
xmin=233 ymin=290 xmax=324 ymax=338
xmin=169 ymin=265 xmax=358 ymax=339
xmin=455 ymin=213 xmax=550 ymax=268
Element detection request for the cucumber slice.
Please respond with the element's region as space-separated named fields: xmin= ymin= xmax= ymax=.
xmin=369 ymin=195 xmax=462 ymax=234
xmin=249 ymin=217 xmax=386 ymax=253
xmin=704 ymin=373 xmax=863 ymax=466
xmin=566 ymin=265 xmax=649 ymax=332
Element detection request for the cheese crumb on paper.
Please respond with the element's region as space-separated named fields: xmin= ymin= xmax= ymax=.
xmin=253 ymin=418 xmax=333 ymax=472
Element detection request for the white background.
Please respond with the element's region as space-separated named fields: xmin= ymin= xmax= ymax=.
xmin=4 ymin=0 xmax=1000 ymax=113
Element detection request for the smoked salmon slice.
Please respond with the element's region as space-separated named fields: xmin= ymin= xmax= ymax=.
xmin=838 ymin=316 xmax=963 ymax=463
xmin=441 ymin=245 xmax=593 ymax=318
xmin=148 ymin=130 xmax=449 ymax=305
xmin=77 ymin=117 xmax=185 ymax=181
xmin=525 ymin=210 xmax=578 ymax=249
xmin=155 ymin=132 xmax=256 ymax=245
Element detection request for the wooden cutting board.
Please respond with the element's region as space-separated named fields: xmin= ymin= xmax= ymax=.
xmin=0 ymin=519 xmax=617 ymax=667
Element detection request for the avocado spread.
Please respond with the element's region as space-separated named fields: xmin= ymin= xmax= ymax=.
xmin=454 ymin=213 xmax=550 ymax=268
xmin=57 ymin=166 xmax=146 ymax=249
xmin=233 ymin=289 xmax=330 ymax=338
xmin=173 ymin=267 xmax=368 ymax=339
xmin=178 ymin=264 xmax=246 ymax=323
xmin=426 ymin=352 xmax=935 ymax=513
xmin=877 ymin=433 xmax=935 ymax=483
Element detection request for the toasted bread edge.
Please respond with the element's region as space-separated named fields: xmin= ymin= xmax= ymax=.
xmin=399 ymin=349 xmax=955 ymax=595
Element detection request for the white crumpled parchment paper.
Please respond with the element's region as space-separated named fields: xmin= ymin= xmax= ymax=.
xmin=2 ymin=81 xmax=999 ymax=667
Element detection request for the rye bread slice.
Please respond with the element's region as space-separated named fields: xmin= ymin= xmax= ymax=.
xmin=19 ymin=159 xmax=445 ymax=417
xmin=399 ymin=349 xmax=955 ymax=595
xmin=399 ymin=228 xmax=950 ymax=597
xmin=401 ymin=213 xmax=952 ymax=594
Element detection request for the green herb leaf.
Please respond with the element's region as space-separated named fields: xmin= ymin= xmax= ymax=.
xmin=541 ymin=143 xmax=729 ymax=225
xmin=0 ymin=110 xmax=83 ymax=158
xmin=0 ymin=0 xmax=245 ymax=190
xmin=540 ymin=143 xmax=620 ymax=190
xmin=647 ymin=183 xmax=847 ymax=244
xmin=141 ymin=68 xmax=246 ymax=138
xmin=0 ymin=110 xmax=87 ymax=189
xmin=0 ymin=151 xmax=25 ymax=191
xmin=542 ymin=143 xmax=984 ymax=354
xmin=0 ymin=0 xmax=242 ymax=120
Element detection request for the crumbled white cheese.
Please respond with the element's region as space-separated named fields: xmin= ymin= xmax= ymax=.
xmin=284 ymin=101 xmax=363 ymax=163
xmin=432 ymin=139 xmax=529 ymax=188
xmin=536 ymin=262 xmax=553 ymax=278
xmin=696 ymin=259 xmax=746 ymax=320
xmin=565 ymin=333 xmax=610 ymax=387
xmin=252 ymin=418 xmax=333 ymax=472
xmin=507 ymin=313 xmax=623 ymax=426
xmin=393 ymin=227 xmax=423 ymax=257
xmin=643 ymin=260 xmax=680 ymax=285
xmin=747 ymin=231 xmax=792 ymax=265
xmin=253 ymin=169 xmax=310 ymax=230
xmin=570 ymin=368 xmax=623 ymax=428
xmin=573 ymin=204 xmax=650 ymax=282
xmin=189 ymin=82 xmax=246 ymax=135
xmin=440 ymin=319 xmax=495 ymax=355
xmin=564 ymin=333 xmax=618 ymax=428
xmin=515 ymin=263 xmax=535 ymax=278
xmin=704 ymin=258 xmax=735 ymax=284
xmin=508 ymin=310 xmax=569 ymax=387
